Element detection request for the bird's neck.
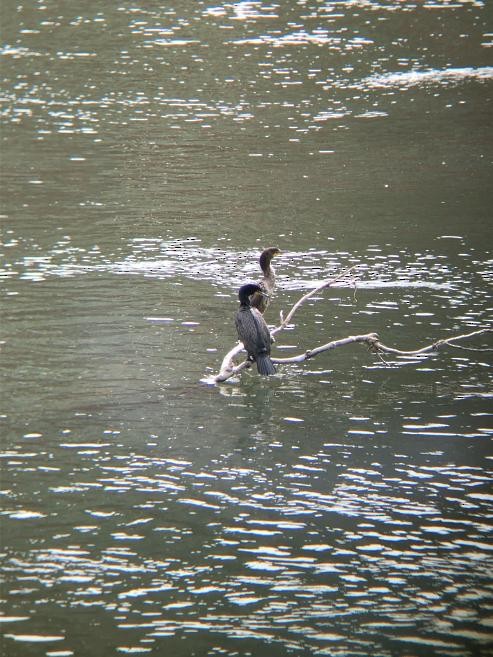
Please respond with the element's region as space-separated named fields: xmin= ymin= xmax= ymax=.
xmin=260 ymin=253 xmax=274 ymax=275
xmin=263 ymin=264 xmax=275 ymax=282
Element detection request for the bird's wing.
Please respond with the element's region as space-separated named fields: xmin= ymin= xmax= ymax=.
xmin=251 ymin=309 xmax=272 ymax=353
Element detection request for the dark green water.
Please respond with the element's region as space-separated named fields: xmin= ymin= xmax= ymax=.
xmin=1 ymin=2 xmax=492 ymax=656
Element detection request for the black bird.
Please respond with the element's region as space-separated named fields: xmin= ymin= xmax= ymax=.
xmin=250 ymin=246 xmax=281 ymax=314
xmin=235 ymin=283 xmax=276 ymax=376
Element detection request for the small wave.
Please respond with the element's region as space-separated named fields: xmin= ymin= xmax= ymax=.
xmin=0 ymin=45 xmax=45 ymax=58
xmin=232 ymin=32 xmax=372 ymax=49
xmin=283 ymin=278 xmax=452 ymax=292
xmin=364 ymin=66 xmax=493 ymax=89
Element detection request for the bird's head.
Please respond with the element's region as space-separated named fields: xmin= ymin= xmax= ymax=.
xmin=238 ymin=283 xmax=264 ymax=305
xmin=259 ymin=246 xmax=281 ymax=272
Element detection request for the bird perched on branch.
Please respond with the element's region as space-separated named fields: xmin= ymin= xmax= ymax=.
xmin=250 ymin=246 xmax=281 ymax=314
xmin=235 ymin=283 xmax=276 ymax=376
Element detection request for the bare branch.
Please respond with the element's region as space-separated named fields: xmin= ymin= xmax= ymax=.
xmin=268 ymin=328 xmax=493 ymax=367
xmin=372 ymin=328 xmax=493 ymax=357
xmin=211 ymin=354 xmax=252 ymax=383
xmin=203 ymin=264 xmax=492 ymax=385
xmin=205 ymin=266 xmax=358 ymax=384
xmin=272 ymin=265 xmax=358 ymax=336
xmin=205 ymin=326 xmax=492 ymax=384
xmin=272 ymin=333 xmax=379 ymax=363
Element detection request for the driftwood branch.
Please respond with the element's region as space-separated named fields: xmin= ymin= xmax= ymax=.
xmin=369 ymin=328 xmax=493 ymax=357
xmin=272 ymin=265 xmax=358 ymax=336
xmin=204 ymin=267 xmax=492 ymax=384
xmin=271 ymin=328 xmax=493 ymax=365
xmin=206 ymin=267 xmax=357 ymax=384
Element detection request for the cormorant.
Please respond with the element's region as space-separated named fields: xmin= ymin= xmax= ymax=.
xmin=250 ymin=246 xmax=281 ymax=314
xmin=235 ymin=283 xmax=276 ymax=376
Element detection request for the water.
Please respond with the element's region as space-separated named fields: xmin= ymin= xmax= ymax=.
xmin=1 ymin=1 xmax=492 ymax=656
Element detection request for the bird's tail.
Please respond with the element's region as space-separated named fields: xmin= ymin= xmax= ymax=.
xmin=256 ymin=355 xmax=276 ymax=376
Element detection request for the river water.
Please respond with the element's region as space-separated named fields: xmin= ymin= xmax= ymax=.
xmin=1 ymin=2 xmax=492 ymax=656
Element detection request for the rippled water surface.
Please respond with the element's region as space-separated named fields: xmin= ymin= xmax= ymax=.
xmin=1 ymin=1 xmax=492 ymax=656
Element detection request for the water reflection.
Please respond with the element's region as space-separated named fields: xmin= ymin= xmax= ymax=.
xmin=365 ymin=66 xmax=493 ymax=90
xmin=1 ymin=0 xmax=492 ymax=656
xmin=2 ymin=0 xmax=492 ymax=137
xmin=3 ymin=233 xmax=492 ymax=299
xmin=2 ymin=433 xmax=492 ymax=655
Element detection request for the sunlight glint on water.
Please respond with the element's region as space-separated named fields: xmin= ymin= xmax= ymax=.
xmin=1 ymin=1 xmax=492 ymax=656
